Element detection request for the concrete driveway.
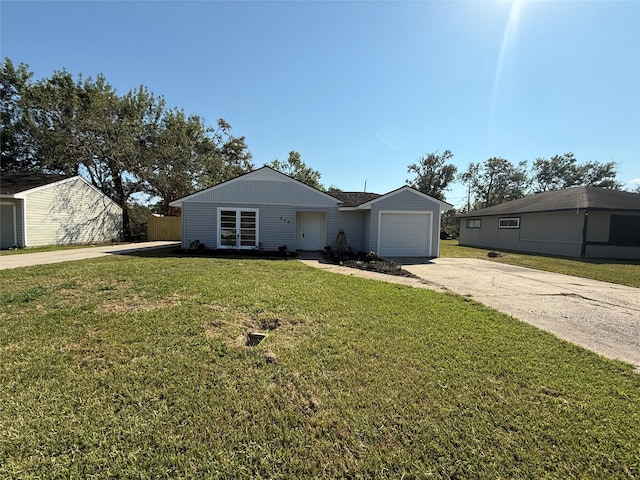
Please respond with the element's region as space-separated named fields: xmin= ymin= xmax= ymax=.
xmin=398 ymin=258 xmax=640 ymax=371
xmin=0 ymin=241 xmax=179 ymax=270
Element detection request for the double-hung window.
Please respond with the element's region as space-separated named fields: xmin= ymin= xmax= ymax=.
xmin=218 ymin=208 xmax=258 ymax=248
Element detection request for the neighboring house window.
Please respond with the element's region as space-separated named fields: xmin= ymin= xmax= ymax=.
xmin=498 ymin=217 xmax=520 ymax=229
xmin=609 ymin=215 xmax=640 ymax=246
xmin=466 ymin=219 xmax=481 ymax=229
xmin=218 ymin=208 xmax=258 ymax=248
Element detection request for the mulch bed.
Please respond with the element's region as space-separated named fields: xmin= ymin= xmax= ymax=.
xmin=322 ymin=252 xmax=418 ymax=278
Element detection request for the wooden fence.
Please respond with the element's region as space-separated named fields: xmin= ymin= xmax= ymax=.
xmin=147 ymin=216 xmax=181 ymax=241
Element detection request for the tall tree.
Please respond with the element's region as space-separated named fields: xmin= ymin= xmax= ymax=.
xmin=406 ymin=150 xmax=457 ymax=201
xmin=0 ymin=58 xmax=34 ymax=171
xmin=266 ymin=151 xmax=324 ymax=190
xmin=460 ymin=157 xmax=528 ymax=209
xmin=531 ymin=153 xmax=580 ymax=192
xmin=2 ymin=58 xmax=255 ymax=235
xmin=21 ymin=68 xmax=85 ymax=175
xmin=199 ymin=118 xmax=253 ymax=187
xmin=578 ymin=160 xmax=622 ymax=189
xmin=532 ymin=152 xmax=621 ymax=191
xmin=135 ymin=113 xmax=253 ymax=215
xmin=23 ymin=70 xmax=155 ymax=237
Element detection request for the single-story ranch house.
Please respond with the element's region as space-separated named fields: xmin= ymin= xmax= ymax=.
xmin=0 ymin=172 xmax=122 ymax=249
xmin=170 ymin=167 xmax=452 ymax=257
xmin=458 ymin=186 xmax=640 ymax=259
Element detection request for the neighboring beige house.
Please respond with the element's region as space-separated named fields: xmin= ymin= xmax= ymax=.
xmin=0 ymin=173 xmax=122 ymax=249
xmin=170 ymin=166 xmax=452 ymax=257
xmin=458 ymin=186 xmax=640 ymax=259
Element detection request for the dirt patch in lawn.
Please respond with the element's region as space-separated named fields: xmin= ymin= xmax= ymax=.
xmin=98 ymin=292 xmax=194 ymax=313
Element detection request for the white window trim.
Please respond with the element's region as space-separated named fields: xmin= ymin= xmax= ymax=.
xmin=216 ymin=207 xmax=259 ymax=249
xmin=498 ymin=217 xmax=520 ymax=229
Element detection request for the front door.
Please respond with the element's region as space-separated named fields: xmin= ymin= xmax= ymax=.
xmin=296 ymin=212 xmax=326 ymax=250
xmin=0 ymin=203 xmax=16 ymax=249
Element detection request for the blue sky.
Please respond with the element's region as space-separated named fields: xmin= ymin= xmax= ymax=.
xmin=2 ymin=0 xmax=639 ymax=207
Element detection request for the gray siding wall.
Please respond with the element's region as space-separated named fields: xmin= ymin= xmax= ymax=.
xmin=181 ymin=203 xmax=217 ymax=249
xmin=368 ymin=190 xmax=441 ymax=257
xmin=586 ymin=211 xmax=640 ymax=259
xmin=585 ymin=211 xmax=610 ymax=243
xmin=182 ymin=202 xmax=305 ymax=251
xmin=460 ymin=215 xmax=530 ymax=251
xmin=188 ymin=177 xmax=339 ymax=207
xmin=181 ymin=201 xmax=372 ymax=252
xmin=327 ymin=210 xmax=366 ymax=251
xmin=25 ymin=178 xmax=122 ymax=247
xmin=460 ymin=210 xmax=640 ymax=259
xmin=258 ymin=204 xmax=298 ymax=250
xmin=519 ymin=211 xmax=583 ymax=256
xmin=460 ymin=212 xmax=583 ymax=257
xmin=363 ymin=212 xmax=372 ymax=252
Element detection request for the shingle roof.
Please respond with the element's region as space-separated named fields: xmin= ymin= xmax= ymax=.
xmin=458 ymin=186 xmax=640 ymax=217
xmin=0 ymin=172 xmax=71 ymax=195
xmin=329 ymin=191 xmax=382 ymax=207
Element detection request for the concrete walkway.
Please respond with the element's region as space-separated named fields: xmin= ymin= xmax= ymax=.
xmin=299 ymin=254 xmax=640 ymax=371
xmin=0 ymin=241 xmax=179 ymax=270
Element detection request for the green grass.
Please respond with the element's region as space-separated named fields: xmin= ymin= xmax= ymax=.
xmin=1 ymin=253 xmax=639 ymax=478
xmin=440 ymin=240 xmax=640 ymax=288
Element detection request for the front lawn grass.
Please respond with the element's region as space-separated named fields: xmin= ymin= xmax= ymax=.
xmin=440 ymin=240 xmax=640 ymax=288
xmin=1 ymin=254 xmax=639 ymax=478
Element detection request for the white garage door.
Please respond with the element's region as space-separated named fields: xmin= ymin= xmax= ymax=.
xmin=379 ymin=212 xmax=431 ymax=257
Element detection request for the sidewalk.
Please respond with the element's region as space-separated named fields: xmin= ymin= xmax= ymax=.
xmin=0 ymin=241 xmax=179 ymax=270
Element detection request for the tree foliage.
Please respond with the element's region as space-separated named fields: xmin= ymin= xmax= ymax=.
xmin=531 ymin=152 xmax=622 ymax=192
xmin=460 ymin=157 xmax=529 ymax=209
xmin=1 ymin=58 xmax=33 ymax=171
xmin=135 ymin=113 xmax=253 ymax=215
xmin=266 ymin=151 xmax=324 ymax=190
xmin=406 ymin=150 xmax=457 ymax=201
xmin=1 ymin=58 xmax=253 ymax=238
